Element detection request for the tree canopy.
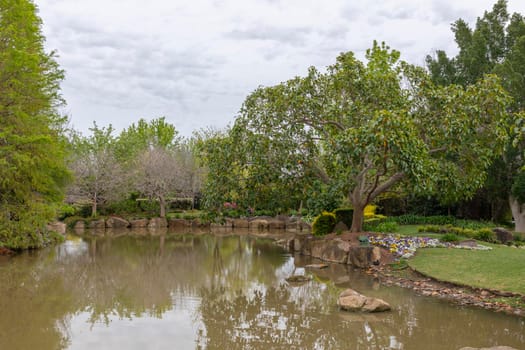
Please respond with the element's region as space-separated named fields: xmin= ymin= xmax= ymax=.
xmin=427 ymin=0 xmax=525 ymax=231
xmin=0 ymin=0 xmax=70 ymax=248
xmin=212 ymin=41 xmax=510 ymax=231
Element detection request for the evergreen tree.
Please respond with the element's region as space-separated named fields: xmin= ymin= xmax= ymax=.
xmin=0 ymin=0 xmax=70 ymax=248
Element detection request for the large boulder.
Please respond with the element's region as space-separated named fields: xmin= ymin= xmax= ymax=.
xmin=249 ymin=219 xmax=269 ymax=230
xmin=130 ymin=219 xmax=149 ymax=228
xmin=493 ymin=227 xmax=513 ymax=244
xmin=233 ymin=219 xmax=250 ymax=228
xmin=348 ymin=246 xmax=381 ymax=268
xmin=268 ymin=219 xmax=286 ymax=230
xmin=310 ymin=239 xmax=350 ymax=264
xmin=88 ymin=219 xmax=105 ymax=229
xmin=148 ymin=217 xmax=168 ymax=228
xmin=169 ymin=219 xmax=192 ymax=229
xmin=106 ymin=216 xmax=130 ymax=228
xmin=338 ymin=288 xmax=391 ymax=313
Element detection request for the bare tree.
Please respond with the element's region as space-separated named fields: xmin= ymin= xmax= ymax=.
xmin=68 ymin=125 xmax=126 ymax=217
xmin=134 ymin=146 xmax=192 ymax=218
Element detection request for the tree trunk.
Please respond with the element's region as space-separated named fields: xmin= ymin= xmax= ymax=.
xmin=92 ymin=192 xmax=97 ymax=217
xmin=350 ymin=207 xmax=365 ymax=232
xmin=509 ymin=196 xmax=525 ymax=233
xmin=159 ymin=195 xmax=166 ymax=218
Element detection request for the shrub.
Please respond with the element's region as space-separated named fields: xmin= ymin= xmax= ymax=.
xmin=333 ymin=208 xmax=353 ymax=228
xmin=474 ymin=228 xmax=497 ymax=243
xmin=312 ymin=211 xmax=336 ymax=236
xmin=63 ymin=216 xmax=85 ymax=229
xmin=375 ymin=221 xmax=399 ymax=233
xmin=392 ymin=215 xmax=456 ymax=225
xmin=441 ymin=233 xmax=460 ymax=243
xmin=418 ymin=225 xmax=441 ymax=233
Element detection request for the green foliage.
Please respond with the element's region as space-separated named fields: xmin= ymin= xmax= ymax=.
xmin=474 ymin=228 xmax=497 ymax=243
xmin=115 ymin=117 xmax=180 ymax=163
xmin=63 ymin=216 xmax=84 ymax=229
xmin=511 ymin=171 xmax=525 ymax=203
xmin=333 ymin=208 xmax=353 ymax=227
xmin=375 ymin=221 xmax=400 ymax=233
xmin=57 ymin=204 xmax=76 ymax=220
xmin=440 ymin=234 xmax=461 ymax=243
xmin=426 ymin=1 xmax=525 ymax=231
xmin=215 ymin=40 xmax=510 ymax=233
xmin=393 ymin=215 xmax=455 ymax=225
xmin=312 ymin=211 xmax=336 ymax=236
xmin=0 ymin=0 xmax=70 ymax=249
xmin=418 ymin=224 xmax=497 ymax=243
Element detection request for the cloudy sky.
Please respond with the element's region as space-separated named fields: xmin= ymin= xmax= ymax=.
xmin=34 ymin=0 xmax=525 ymax=137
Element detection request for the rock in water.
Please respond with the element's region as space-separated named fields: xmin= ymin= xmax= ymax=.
xmin=286 ymin=275 xmax=311 ymax=283
xmin=305 ymin=263 xmax=329 ymax=269
xmin=338 ymin=288 xmax=391 ymax=313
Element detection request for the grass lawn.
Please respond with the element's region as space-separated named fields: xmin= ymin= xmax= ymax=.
xmin=409 ymin=245 xmax=525 ymax=295
xmin=396 ymin=225 xmax=442 ymax=239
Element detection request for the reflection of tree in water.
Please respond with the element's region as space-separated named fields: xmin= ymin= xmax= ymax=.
xmin=2 ymin=234 xmax=525 ymax=350
xmin=198 ymin=283 xmax=381 ymax=350
xmin=0 ymin=249 xmax=78 ymax=350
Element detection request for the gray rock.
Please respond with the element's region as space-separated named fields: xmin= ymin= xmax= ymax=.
xmin=338 ymin=288 xmax=391 ymax=313
xmin=249 ymin=219 xmax=269 ymax=230
xmin=348 ymin=246 xmax=376 ymax=268
xmin=88 ymin=219 xmax=105 ymax=229
xmin=106 ymin=216 xmax=129 ymax=228
xmin=233 ymin=218 xmax=250 ymax=228
xmin=130 ymin=219 xmax=149 ymax=228
xmin=310 ymin=239 xmax=350 ymax=264
xmin=286 ymin=275 xmax=312 ymax=283
xmin=268 ymin=219 xmax=286 ymax=230
xmin=169 ymin=219 xmax=191 ymax=229
xmin=493 ymin=227 xmax=513 ymax=244
xmin=148 ymin=217 xmax=168 ymax=228
xmin=305 ymin=263 xmax=329 ymax=269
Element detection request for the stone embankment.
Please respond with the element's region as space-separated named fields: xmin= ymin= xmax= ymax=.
xmin=64 ymin=215 xmax=312 ymax=234
xmin=287 ymin=234 xmax=386 ymax=269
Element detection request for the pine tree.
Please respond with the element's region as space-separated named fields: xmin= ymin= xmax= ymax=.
xmin=0 ymin=0 xmax=70 ymax=249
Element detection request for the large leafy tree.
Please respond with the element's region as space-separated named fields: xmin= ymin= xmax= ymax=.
xmin=115 ymin=117 xmax=180 ymax=164
xmin=427 ymin=0 xmax=525 ymax=231
xmin=230 ymin=42 xmax=509 ymax=232
xmin=0 ymin=0 xmax=70 ymax=248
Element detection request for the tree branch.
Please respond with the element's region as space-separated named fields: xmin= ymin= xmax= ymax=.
xmin=369 ymin=172 xmax=405 ymax=201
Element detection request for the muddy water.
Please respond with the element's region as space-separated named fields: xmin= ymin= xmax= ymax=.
xmin=0 ymin=232 xmax=523 ymax=350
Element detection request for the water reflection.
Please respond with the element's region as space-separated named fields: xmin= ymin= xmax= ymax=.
xmin=0 ymin=233 xmax=523 ymax=350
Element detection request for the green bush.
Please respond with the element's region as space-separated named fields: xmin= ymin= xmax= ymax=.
xmin=375 ymin=221 xmax=399 ymax=233
xmin=333 ymin=208 xmax=353 ymax=228
xmin=57 ymin=204 xmax=76 ymax=220
xmin=393 ymin=215 xmax=456 ymax=225
xmin=418 ymin=225 xmax=442 ymax=233
xmin=312 ymin=211 xmax=336 ymax=236
xmin=441 ymin=233 xmax=460 ymax=243
xmin=63 ymin=216 xmax=85 ymax=229
xmin=474 ymin=228 xmax=497 ymax=243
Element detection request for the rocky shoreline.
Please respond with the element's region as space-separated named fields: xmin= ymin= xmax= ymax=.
xmin=282 ymin=231 xmax=525 ymax=318
xmin=366 ymin=263 xmax=525 ymax=317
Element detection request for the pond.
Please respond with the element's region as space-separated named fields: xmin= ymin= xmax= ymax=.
xmin=0 ymin=230 xmax=524 ymax=349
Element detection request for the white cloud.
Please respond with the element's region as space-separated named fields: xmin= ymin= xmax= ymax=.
xmin=34 ymin=0 xmax=525 ymax=137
